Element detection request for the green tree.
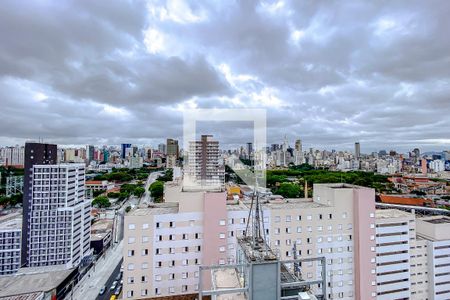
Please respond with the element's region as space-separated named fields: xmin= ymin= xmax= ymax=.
xmin=149 ymin=181 xmax=164 ymax=201
xmin=92 ymin=196 xmax=111 ymax=208
xmin=276 ymin=182 xmax=301 ymax=198
xmin=134 ymin=187 xmax=145 ymax=198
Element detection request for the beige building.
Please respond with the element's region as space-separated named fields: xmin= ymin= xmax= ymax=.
xmin=123 ymin=183 xmax=377 ymax=299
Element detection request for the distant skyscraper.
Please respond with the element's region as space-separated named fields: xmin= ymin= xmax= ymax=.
xmin=247 ymin=142 xmax=253 ymax=160
xmin=21 ymin=142 xmax=57 ymax=267
xmin=158 ymin=143 xmax=167 ymax=154
xmin=87 ymin=145 xmax=94 ymax=163
xmin=295 ymin=139 xmax=302 ymax=153
xmin=121 ymin=143 xmax=131 ymax=159
xmin=166 ymin=139 xmax=179 ymax=159
xmin=355 ymin=142 xmax=361 ymax=159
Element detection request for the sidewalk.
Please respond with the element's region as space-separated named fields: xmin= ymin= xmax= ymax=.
xmin=67 ymin=241 xmax=123 ymax=300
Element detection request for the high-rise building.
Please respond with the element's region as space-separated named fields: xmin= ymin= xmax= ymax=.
xmin=246 ymin=142 xmax=253 ymax=160
xmin=186 ymin=135 xmax=224 ymax=187
xmin=87 ymin=145 xmax=95 ymax=163
xmin=0 ymin=146 xmax=24 ymax=167
xmin=166 ymin=139 xmax=179 ymax=159
xmin=21 ymin=142 xmax=58 ymax=267
xmin=355 ymin=142 xmax=361 ymax=159
xmin=23 ymin=163 xmax=91 ymax=268
xmin=295 ymin=139 xmax=302 ymax=153
xmin=158 ymin=143 xmax=167 ymax=155
xmin=0 ymin=213 xmax=21 ymax=275
xmin=121 ymin=144 xmax=132 ymax=159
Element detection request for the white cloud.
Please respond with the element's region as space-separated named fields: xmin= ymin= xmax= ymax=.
xmin=143 ymin=28 xmax=166 ymax=54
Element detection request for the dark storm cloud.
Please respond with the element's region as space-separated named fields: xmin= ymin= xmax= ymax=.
xmin=0 ymin=0 xmax=449 ymax=152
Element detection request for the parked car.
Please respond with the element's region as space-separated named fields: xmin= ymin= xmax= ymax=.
xmin=110 ymin=280 xmax=118 ymax=291
xmin=99 ymin=286 xmax=106 ymax=295
xmin=115 ymin=272 xmax=122 ymax=281
xmin=114 ymin=285 xmax=122 ymax=296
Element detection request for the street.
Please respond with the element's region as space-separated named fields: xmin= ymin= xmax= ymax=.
xmin=96 ymin=259 xmax=123 ymax=300
xmin=140 ymin=171 xmax=162 ymax=206
xmin=67 ymin=241 xmax=124 ymax=300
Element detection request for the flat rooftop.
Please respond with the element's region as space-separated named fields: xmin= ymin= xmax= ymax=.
xmin=128 ymin=203 xmax=179 ymax=216
xmin=424 ymin=217 xmax=450 ymax=224
xmin=376 ymin=209 xmax=414 ymax=219
xmin=0 ymin=266 xmax=74 ymax=298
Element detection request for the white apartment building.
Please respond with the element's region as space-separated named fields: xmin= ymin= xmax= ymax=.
xmin=0 ymin=214 xmax=21 ymax=275
xmin=0 ymin=146 xmax=24 ymax=166
xmin=186 ymin=135 xmax=224 ymax=187
xmin=123 ymin=183 xmax=377 ymax=299
xmin=25 ymin=164 xmax=91 ymax=268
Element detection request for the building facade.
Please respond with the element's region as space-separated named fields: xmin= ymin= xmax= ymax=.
xmin=186 ymin=135 xmax=224 ymax=187
xmin=24 ymin=163 xmax=91 ymax=268
xmin=0 ymin=214 xmax=21 ymax=276
xmin=122 ymin=183 xmax=377 ymax=299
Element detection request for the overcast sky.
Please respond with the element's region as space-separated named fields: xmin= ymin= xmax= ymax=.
xmin=0 ymin=0 xmax=449 ymax=152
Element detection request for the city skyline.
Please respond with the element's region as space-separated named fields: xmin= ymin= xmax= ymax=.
xmin=1 ymin=1 xmax=450 ymax=151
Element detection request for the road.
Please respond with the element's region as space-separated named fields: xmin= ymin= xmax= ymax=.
xmin=140 ymin=171 xmax=162 ymax=206
xmin=67 ymin=241 xmax=124 ymax=300
xmin=96 ymin=259 xmax=123 ymax=300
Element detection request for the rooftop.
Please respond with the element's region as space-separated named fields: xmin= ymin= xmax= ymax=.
xmin=128 ymin=202 xmax=179 ymax=216
xmin=0 ymin=266 xmax=75 ymax=298
xmin=0 ymin=214 xmax=22 ymax=231
xmin=423 ymin=217 xmax=450 ymax=224
xmin=376 ymin=209 xmax=414 ymax=219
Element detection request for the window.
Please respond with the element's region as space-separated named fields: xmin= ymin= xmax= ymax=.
xmin=127 ymin=263 xmax=134 ymax=270
xmin=156 ymin=222 xmax=160 ymax=228
xmin=286 ymin=215 xmax=291 ymax=222
xmin=127 ymin=291 xmax=134 ymax=298
xmin=128 ymin=250 xmax=135 ymax=257
xmin=228 ymin=218 xmax=234 ymax=225
xmin=286 ymin=227 xmax=291 ymax=234
xmin=155 ymin=288 xmax=160 ymax=295
xmin=170 ymin=260 xmax=175 ymax=267
xmin=169 ymin=273 xmax=175 ymax=280
xmin=219 ymin=246 xmax=226 ymax=252
xmin=142 ymin=223 xmax=149 ymax=229
xmin=317 ymin=226 xmax=323 ymax=232
xmin=128 ymin=277 xmax=135 ymax=284
xmin=197 ymin=245 xmax=201 ymax=252
xmin=170 ymin=247 xmax=175 ymax=254
xmin=155 ymin=248 xmax=161 ymax=255
xmin=219 ymin=233 xmax=225 ymax=239
xmin=142 ymin=248 xmax=148 ymax=256
xmin=328 ymin=214 xmax=333 ymax=219
xmin=155 ymin=275 xmax=162 ymax=281
xmin=307 ymin=215 xmax=312 ymax=220
xmin=128 ymin=237 xmax=135 ymax=244
xmin=297 ymin=215 xmax=302 ymax=221
xmin=156 ymin=261 xmax=162 ymax=268
xmin=169 ymin=221 xmax=174 ymax=228
xmin=128 ymin=224 xmax=136 ymax=230
xmin=219 ymin=219 xmax=226 ymax=226
xmin=184 ymin=246 xmax=189 ymax=253
xmin=182 ymin=272 xmax=188 ymax=279
xmin=182 ymin=233 xmax=188 ymax=240
xmin=169 ymin=287 xmax=175 ymax=294
xmin=142 ymin=262 xmax=148 ymax=269
xmin=141 ymin=289 xmax=148 ymax=296
xmin=141 ymin=276 xmax=147 ymax=282
xmin=182 ymin=259 xmax=188 ymax=266
xmin=275 ymin=216 xmax=281 ymax=223
xmin=342 ymin=212 xmax=347 ymax=219
xmin=142 ymin=236 xmax=149 ymax=243
xmin=182 ymin=285 xmax=188 ymax=292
